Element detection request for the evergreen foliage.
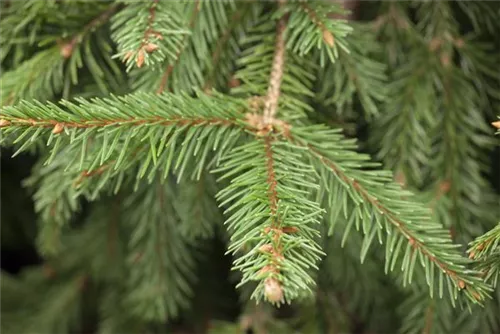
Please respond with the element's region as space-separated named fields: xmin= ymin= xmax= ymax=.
xmin=1 ymin=1 xmax=499 ymax=333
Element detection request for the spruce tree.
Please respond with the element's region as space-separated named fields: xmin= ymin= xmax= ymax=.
xmin=1 ymin=1 xmax=500 ymax=333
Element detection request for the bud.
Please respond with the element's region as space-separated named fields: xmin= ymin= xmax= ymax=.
xmin=282 ymin=226 xmax=298 ymax=233
xmin=258 ymin=265 xmax=275 ymax=277
xmin=43 ymin=264 xmax=56 ymax=278
xmin=458 ymin=280 xmax=465 ymax=289
xmin=239 ymin=315 xmax=252 ymax=331
xmin=228 ymin=76 xmax=241 ymax=88
xmin=144 ymin=43 xmax=159 ymax=53
xmin=429 ymin=38 xmax=441 ymax=52
xmin=322 ymin=30 xmax=334 ymax=47
xmin=264 ymin=277 xmax=283 ymax=303
xmin=259 ymin=244 xmax=273 ymax=253
xmin=0 ymin=119 xmax=11 ymax=127
xmin=52 ymin=123 xmax=64 ymax=134
xmin=439 ymin=180 xmax=451 ymax=193
xmin=454 ymin=38 xmax=465 ymax=48
xmin=60 ymin=43 xmax=74 ymax=58
xmin=395 ymin=171 xmax=406 ymax=187
xmin=492 ymin=121 xmax=500 ymax=129
xmin=468 ymin=251 xmax=475 ymax=259
xmin=440 ymin=53 xmax=451 ymax=68
xmin=136 ymin=50 xmax=145 ymax=68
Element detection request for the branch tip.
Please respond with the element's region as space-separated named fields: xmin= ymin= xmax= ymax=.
xmin=264 ymin=277 xmax=284 ymax=303
xmin=322 ymin=29 xmax=335 ymax=47
xmin=52 ymin=123 xmax=64 ymax=134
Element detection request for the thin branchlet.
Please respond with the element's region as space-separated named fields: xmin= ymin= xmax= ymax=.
xmin=203 ymin=8 xmax=246 ymax=91
xmin=262 ymin=135 xmax=285 ymax=302
xmin=263 ymin=5 xmax=287 ymax=124
xmin=157 ymin=0 xmax=201 ymax=94
xmin=60 ymin=4 xmax=121 ymax=58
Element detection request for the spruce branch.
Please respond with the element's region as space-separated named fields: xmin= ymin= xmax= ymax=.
xmin=1 ymin=271 xmax=87 ymax=334
xmin=0 ymin=47 xmax=65 ymax=106
xmin=203 ymin=5 xmax=255 ymax=92
xmin=0 ymin=92 xmax=248 ymax=184
xmin=132 ymin=1 xmax=234 ymax=94
xmin=281 ymin=125 xmax=490 ymax=305
xmin=468 ymin=223 xmax=500 ymax=287
xmin=1 ymin=3 xmax=122 ymax=105
xmin=59 ymin=3 xmax=121 ymax=59
xmin=124 ymin=181 xmax=195 ymax=321
xmin=111 ymin=0 xmax=188 ymax=71
xmin=375 ymin=1 xmax=498 ymax=244
xmin=421 ymin=1 xmax=498 ymax=242
xmin=456 ymin=2 xmax=500 ymax=34
xmin=233 ymin=11 xmax=316 ymax=121
xmin=215 ymin=137 xmax=324 ymax=304
xmin=316 ymin=23 xmax=387 ymax=117
xmin=23 ymin=157 xmax=82 ymax=256
xmin=373 ymin=48 xmax=435 ymax=186
xmin=281 ymin=1 xmax=352 ymax=66
xmin=157 ymin=0 xmax=201 ymax=94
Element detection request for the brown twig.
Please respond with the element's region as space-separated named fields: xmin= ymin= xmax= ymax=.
xmin=107 ymin=199 xmax=119 ymax=258
xmin=141 ymin=0 xmax=161 ymax=47
xmin=264 ymin=137 xmax=279 ymax=218
xmin=422 ymin=302 xmax=434 ymax=334
xmin=260 ymin=135 xmax=285 ymax=303
xmin=263 ymin=12 xmax=287 ymax=125
xmin=1 ymin=116 xmax=239 ymax=131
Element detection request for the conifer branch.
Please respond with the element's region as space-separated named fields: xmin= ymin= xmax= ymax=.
xmin=157 ymin=1 xmax=201 ymax=94
xmin=233 ymin=11 xmax=316 ymax=120
xmin=281 ymin=125 xmax=490 ymax=304
xmin=216 ymin=137 xmax=323 ymax=304
xmin=263 ymin=13 xmax=287 ymax=124
xmin=203 ymin=7 xmax=247 ymax=91
xmin=311 ymin=145 xmax=459 ymax=283
xmin=282 ymin=1 xmax=352 ymax=65
xmin=59 ymin=3 xmax=121 ymax=59
xmin=140 ymin=0 xmax=160 ymax=47
xmin=0 ymin=92 xmax=249 ymax=185
xmin=468 ymin=223 xmax=500 ymax=287
xmin=299 ymin=2 xmax=335 ymax=47
xmin=112 ymin=1 xmax=188 ymax=71
xmin=124 ymin=181 xmax=195 ymax=321
xmin=0 ymin=93 xmax=245 ymax=132
xmin=1 ymin=3 xmax=122 ymax=105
